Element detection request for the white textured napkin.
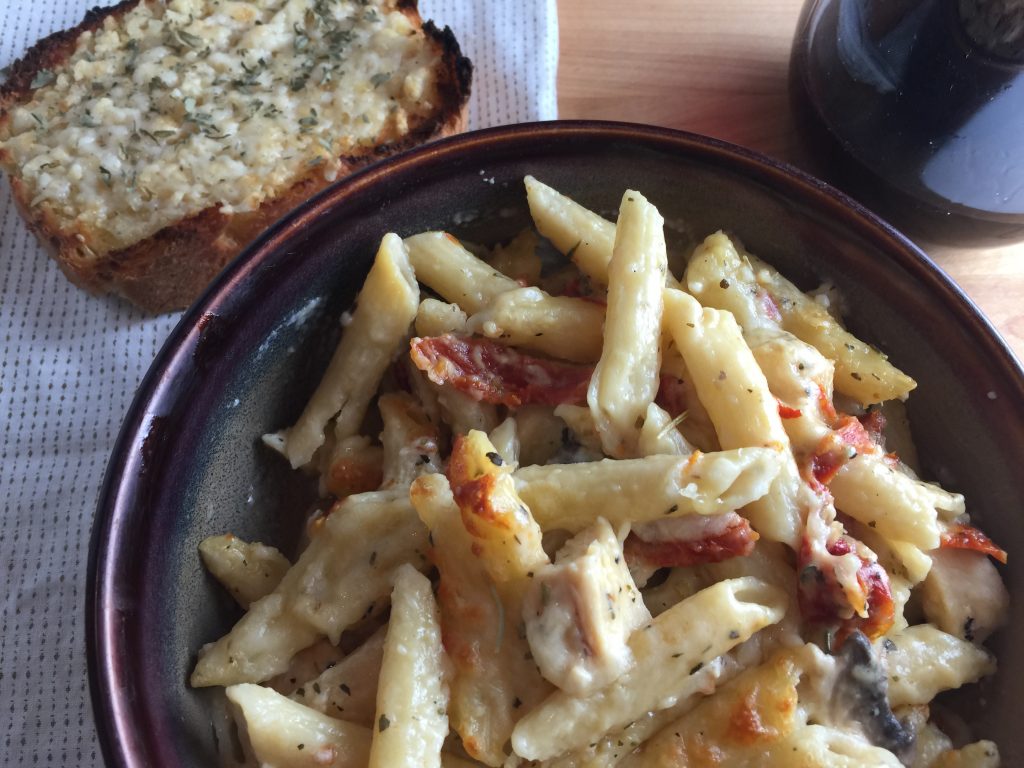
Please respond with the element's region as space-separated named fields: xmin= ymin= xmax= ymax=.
xmin=0 ymin=2 xmax=557 ymax=764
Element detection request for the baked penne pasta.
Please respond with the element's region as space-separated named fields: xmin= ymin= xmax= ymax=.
xmin=467 ymin=287 xmax=605 ymax=363
xmin=266 ymin=233 xmax=419 ymax=468
xmin=191 ymin=492 xmax=428 ymax=687
xmin=226 ymin=684 xmax=478 ymax=768
xmin=199 ymin=534 xmax=290 ymax=609
xmin=588 ymin=190 xmax=667 ymax=458
xmin=411 ymin=473 xmax=550 ymax=766
xmin=525 ymin=174 xmax=617 ymax=284
xmin=405 ymin=231 xmax=519 ymax=314
xmin=881 ymin=624 xmax=995 ymax=708
xmin=685 ymin=231 xmax=917 ymax=406
xmin=829 ymin=456 xmax=943 ymax=550
xmin=511 ymin=577 xmax=787 ymax=760
xmin=368 ymin=565 xmax=450 ymax=768
xmin=513 ymin=448 xmax=785 ymax=531
xmin=663 ymin=288 xmax=807 ymax=546
xmin=446 ymin=430 xmax=547 ymax=585
xmin=379 ymin=392 xmax=443 ymax=490
xmin=416 ymin=297 xmax=469 ymax=337
xmin=198 ymin=179 xmax=1007 ymax=768
xmin=291 ymin=627 xmax=386 ymax=726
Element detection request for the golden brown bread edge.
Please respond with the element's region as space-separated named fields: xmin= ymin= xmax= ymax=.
xmin=0 ymin=0 xmax=472 ymax=313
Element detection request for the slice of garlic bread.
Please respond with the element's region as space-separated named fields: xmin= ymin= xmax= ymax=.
xmin=0 ymin=0 xmax=471 ymax=311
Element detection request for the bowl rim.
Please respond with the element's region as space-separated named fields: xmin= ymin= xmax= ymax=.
xmin=86 ymin=119 xmax=1024 ymax=768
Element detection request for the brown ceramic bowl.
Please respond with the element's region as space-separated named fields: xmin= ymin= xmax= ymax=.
xmin=88 ymin=121 xmax=1024 ymax=766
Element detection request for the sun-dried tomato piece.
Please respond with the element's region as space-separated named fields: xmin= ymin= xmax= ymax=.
xmin=777 ymin=400 xmax=803 ymax=419
xmin=802 ymin=415 xmax=879 ymax=489
xmin=797 ymin=532 xmax=895 ymax=646
xmin=816 ymin=382 xmax=838 ymax=424
xmin=940 ymin=522 xmax=1007 ymax=564
xmin=857 ymin=410 xmax=887 ymax=447
xmin=624 ymin=514 xmax=758 ymax=569
xmin=410 ymin=334 xmax=592 ymax=407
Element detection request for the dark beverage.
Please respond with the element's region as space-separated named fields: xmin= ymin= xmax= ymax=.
xmin=790 ymin=0 xmax=1024 ymax=246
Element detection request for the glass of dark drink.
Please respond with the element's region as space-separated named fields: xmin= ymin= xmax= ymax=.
xmin=790 ymin=0 xmax=1024 ymax=246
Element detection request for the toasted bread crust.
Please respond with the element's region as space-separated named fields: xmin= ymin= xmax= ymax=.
xmin=0 ymin=1 xmax=471 ymax=313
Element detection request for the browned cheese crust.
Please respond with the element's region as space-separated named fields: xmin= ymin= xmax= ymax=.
xmin=0 ymin=1 xmax=472 ymax=312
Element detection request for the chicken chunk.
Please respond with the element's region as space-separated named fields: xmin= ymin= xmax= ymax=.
xmin=522 ymin=518 xmax=651 ymax=695
xmin=921 ymin=547 xmax=1008 ymax=643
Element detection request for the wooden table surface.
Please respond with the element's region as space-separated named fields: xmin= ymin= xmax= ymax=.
xmin=556 ymin=0 xmax=1024 ymax=361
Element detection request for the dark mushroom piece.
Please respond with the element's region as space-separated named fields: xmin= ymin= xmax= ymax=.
xmin=831 ymin=630 xmax=915 ymax=758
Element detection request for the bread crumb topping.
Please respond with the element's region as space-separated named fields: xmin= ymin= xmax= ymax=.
xmin=0 ymin=0 xmax=442 ymax=253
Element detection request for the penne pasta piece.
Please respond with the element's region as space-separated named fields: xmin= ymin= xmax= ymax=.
xmin=525 ymin=175 xmax=617 ymax=284
xmin=226 ymin=684 xmax=477 ymax=768
xmin=321 ymin=435 xmax=384 ymax=498
xmin=228 ymin=683 xmax=376 ymax=768
xmin=405 ymin=231 xmax=520 ymax=314
xmin=379 ymin=392 xmax=442 ymax=491
xmin=588 ymin=189 xmax=667 ymax=458
xmin=191 ymin=492 xmax=428 ymax=687
xmin=684 ymin=231 xmax=778 ymax=332
xmin=662 ymin=289 xmax=786 ymax=456
xmin=266 ymin=233 xmax=419 ymax=468
xmin=487 ymin=227 xmax=543 ymax=285
xmin=746 ymin=326 xmax=837 ymax=454
xmin=880 ymin=624 xmax=995 ymax=708
xmin=199 ymin=534 xmax=290 ymax=609
xmin=416 ymin=298 xmax=469 ymax=338
xmin=846 ymin=517 xmax=932 ymax=589
xmin=411 ymin=473 xmax=551 ymax=767
xmin=538 ymin=658 xmax=734 ymax=768
xmin=292 ymin=627 xmax=387 ymax=727
xmin=753 ymin=258 xmax=916 ymax=407
xmin=829 ymin=455 xmax=942 ymax=550
xmin=663 ymin=288 xmax=806 ymax=547
xmin=369 ymin=565 xmax=450 ymax=768
xmin=511 ymin=577 xmax=787 ymax=760
xmin=447 ymin=430 xmax=547 ymax=584
xmin=467 ymin=286 xmax=606 ymax=363
xmin=685 ymin=231 xmax=916 ymax=406
xmin=267 ymin=638 xmax=350 ymax=697
xmin=513 ymin=448 xmax=785 ymax=532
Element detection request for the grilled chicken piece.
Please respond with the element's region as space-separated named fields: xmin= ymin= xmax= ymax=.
xmin=921 ymin=547 xmax=1008 ymax=643
xmin=523 ymin=518 xmax=651 ymax=695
